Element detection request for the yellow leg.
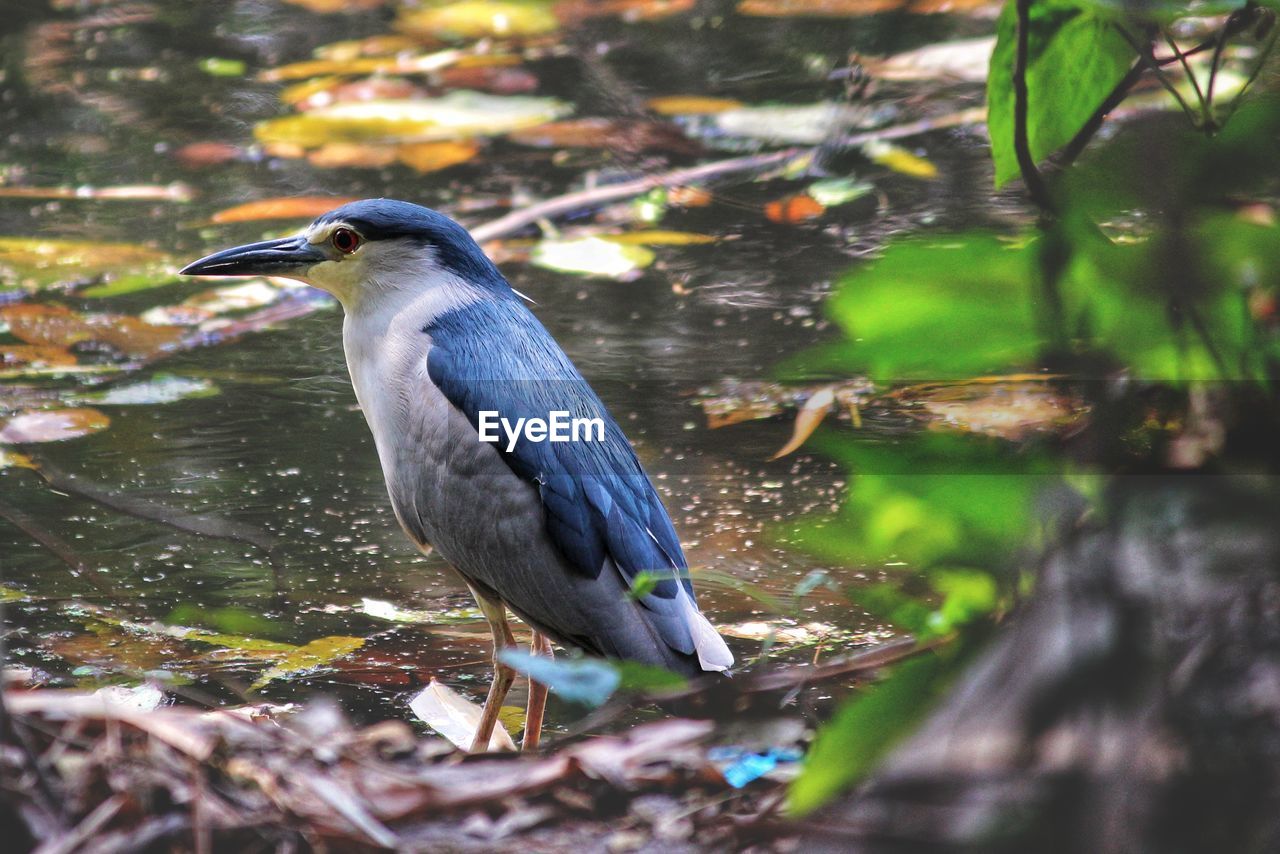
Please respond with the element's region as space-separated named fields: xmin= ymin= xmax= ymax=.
xmin=522 ymin=632 xmax=553 ymax=751
xmin=469 ymin=586 xmax=516 ymax=753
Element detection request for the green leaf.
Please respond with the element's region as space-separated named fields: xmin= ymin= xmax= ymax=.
xmin=987 ymin=1 xmax=1135 ymax=186
xmin=807 ymin=233 xmax=1041 ymax=381
xmin=789 ymin=652 xmax=950 ymax=814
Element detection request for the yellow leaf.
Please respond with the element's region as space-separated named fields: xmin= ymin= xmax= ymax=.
xmin=771 ymin=385 xmax=835 ymax=459
xmin=397 ymin=1 xmax=560 ymax=40
xmin=396 ymin=140 xmax=480 ymax=173
xmin=250 ymin=635 xmax=365 ymax=691
xmin=647 ymin=95 xmax=744 ymax=115
xmin=863 ymin=140 xmax=938 ymax=179
xmin=602 ymin=230 xmax=717 ymax=246
xmin=0 ymin=449 xmax=36 ymax=470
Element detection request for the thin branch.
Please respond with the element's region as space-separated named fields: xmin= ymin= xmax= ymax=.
xmin=470 ymin=109 xmax=985 ymax=243
xmin=1165 ymin=31 xmax=1209 ymax=124
xmin=1013 ymin=0 xmax=1056 ymax=215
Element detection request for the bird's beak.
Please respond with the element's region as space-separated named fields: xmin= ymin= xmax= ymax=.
xmin=180 ymin=235 xmax=327 ymax=278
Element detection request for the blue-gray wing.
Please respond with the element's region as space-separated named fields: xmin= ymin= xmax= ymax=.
xmin=425 ymin=297 xmax=731 ymax=671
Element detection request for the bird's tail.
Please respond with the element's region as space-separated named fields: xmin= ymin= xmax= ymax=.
xmin=682 ymin=596 xmax=734 ymax=672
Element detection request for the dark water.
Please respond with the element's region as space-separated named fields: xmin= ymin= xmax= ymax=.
xmin=0 ymin=1 xmax=1001 ymax=724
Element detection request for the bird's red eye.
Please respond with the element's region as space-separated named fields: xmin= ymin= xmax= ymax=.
xmin=331 ymin=227 xmax=361 ymax=254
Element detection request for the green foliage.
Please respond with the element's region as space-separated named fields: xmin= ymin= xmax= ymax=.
xmin=987 ymin=1 xmax=1134 ymax=186
xmin=789 ymin=652 xmax=952 ymax=815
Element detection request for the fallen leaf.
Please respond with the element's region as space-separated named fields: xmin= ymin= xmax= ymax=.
xmin=306 ymin=143 xmax=400 ymax=169
xmin=737 ymin=0 xmax=995 ymax=16
xmin=719 ymin=620 xmax=840 ymax=645
xmin=863 ymin=140 xmax=938 ymax=179
xmin=771 ymin=385 xmax=835 ymax=458
xmin=1 ymin=344 xmax=77 ymax=368
xmin=258 ymin=49 xmax=463 ymax=83
xmin=866 ymin=35 xmax=994 ymax=82
xmin=286 ymin=76 xmax=428 ymax=110
xmin=173 ymin=142 xmax=247 ymax=168
xmin=765 ymin=193 xmax=826 ymax=224
xmin=0 ymin=304 xmax=185 ymax=358
xmin=0 ymin=408 xmax=110 ymax=443
xmin=437 ymin=63 xmax=539 ymax=94
xmin=73 ymin=375 xmax=219 ymax=406
xmin=602 ymin=230 xmax=716 ymax=246
xmin=647 ymin=95 xmax=745 ymax=115
xmin=701 ymin=101 xmax=876 ymax=145
xmin=408 ymin=678 xmax=518 ymax=751
xmin=0 ymin=237 xmax=170 ymax=294
xmin=668 ymin=186 xmax=713 ymax=207
xmin=0 ymin=450 xmax=36 ymax=469
xmin=808 ymin=177 xmax=874 ymax=207
xmin=211 ymin=196 xmax=359 ymax=224
xmin=280 ymin=0 xmax=389 ymax=13
xmin=395 ymin=139 xmax=481 ymax=173
xmin=0 ymin=183 xmax=194 ymax=202
xmin=397 ymin=1 xmax=561 ymax=41
xmin=531 ymin=237 xmax=654 ymax=279
xmin=554 ymin=0 xmax=695 ymax=23
xmin=250 ymin=636 xmax=365 ymax=691
xmin=314 ymin=35 xmax=421 ymax=61
xmin=897 ymin=380 xmax=1086 ymax=440
xmin=509 ymin=118 xmax=699 ymax=154
xmin=255 ymin=92 xmax=571 ymax=148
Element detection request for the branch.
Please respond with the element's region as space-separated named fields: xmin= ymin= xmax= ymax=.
xmin=470 ymin=109 xmax=985 ymax=243
xmin=1013 ymin=0 xmax=1056 ymax=215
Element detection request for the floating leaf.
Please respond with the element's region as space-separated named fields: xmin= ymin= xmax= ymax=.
xmin=249 ymin=636 xmax=365 ymax=691
xmin=212 ymin=196 xmax=359 ymax=224
xmin=602 ymin=230 xmax=716 ymax=246
xmin=255 ymin=92 xmax=571 ymax=148
xmin=899 ymin=379 xmax=1086 ymax=441
xmin=437 ymin=63 xmax=539 ymax=94
xmin=509 ymin=118 xmax=698 ymax=153
xmin=0 ymin=304 xmax=186 ymax=358
xmin=771 ymin=385 xmax=835 ymax=458
xmin=647 ymin=95 xmax=745 ymax=115
xmin=173 ymin=142 xmax=247 ymax=169
xmin=0 ymin=408 xmax=110 ymax=444
xmin=198 ymin=57 xmax=247 ymax=77
xmin=408 ymin=678 xmax=518 ymax=751
xmin=305 ymin=142 xmax=400 ymax=169
xmin=397 ymin=1 xmax=560 ymax=41
xmin=704 ymin=102 xmax=873 ymax=145
xmin=280 ymin=0 xmax=389 ymax=13
xmin=395 ymin=140 xmax=481 ymax=172
xmin=554 ymin=0 xmax=695 ymax=22
xmin=0 ymin=183 xmax=194 ymax=202
xmin=0 ymin=450 xmax=36 ymax=470
xmin=0 ymin=237 xmax=170 ymax=294
xmin=866 ymin=35 xmax=994 ymax=83
xmin=864 ymin=140 xmax=938 ymax=179
xmin=738 ymin=0 xmax=993 ymax=16
xmin=499 ymin=649 xmax=620 ymax=707
xmin=1 ymin=344 xmax=77 ymax=368
xmin=808 ymin=178 xmax=873 ymax=207
xmin=73 ymin=375 xmax=219 ymax=407
xmin=765 ymin=193 xmax=826 ymax=224
xmin=259 ymin=48 xmax=463 ymax=83
xmin=531 ymin=236 xmax=654 ymax=278
xmin=286 ymin=76 xmax=427 ymax=110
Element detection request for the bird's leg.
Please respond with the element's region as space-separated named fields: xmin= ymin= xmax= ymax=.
xmin=521 ymin=632 xmax=554 ymax=751
xmin=469 ymin=588 xmax=516 ymax=753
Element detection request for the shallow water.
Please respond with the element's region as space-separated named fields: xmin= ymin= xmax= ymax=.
xmin=0 ymin=1 xmax=1003 ymax=725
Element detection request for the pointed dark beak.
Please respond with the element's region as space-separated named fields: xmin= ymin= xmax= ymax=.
xmin=180 ymin=235 xmax=327 ymax=277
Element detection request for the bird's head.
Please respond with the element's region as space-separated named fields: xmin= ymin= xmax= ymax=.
xmin=181 ymin=199 xmax=507 ymax=309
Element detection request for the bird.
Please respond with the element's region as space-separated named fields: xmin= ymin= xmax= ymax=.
xmin=181 ymin=198 xmax=734 ymax=751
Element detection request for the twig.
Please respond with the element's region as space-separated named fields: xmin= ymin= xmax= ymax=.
xmin=1013 ymin=0 xmax=1056 ymax=215
xmin=34 ymin=794 xmax=125 ymax=854
xmin=470 ymin=109 xmax=984 ymax=243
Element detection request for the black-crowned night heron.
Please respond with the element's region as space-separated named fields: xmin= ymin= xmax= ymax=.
xmin=181 ymin=199 xmax=733 ymax=751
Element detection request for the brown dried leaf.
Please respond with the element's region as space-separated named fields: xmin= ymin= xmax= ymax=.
xmin=0 ymin=344 xmax=77 ymax=368
xmin=211 ymin=196 xmax=359 ymax=224
xmin=509 ymin=118 xmax=699 ymax=154
xmin=395 ymin=140 xmax=480 ymax=173
xmin=771 ymin=385 xmax=836 ymax=459
xmin=0 ymin=304 xmax=185 ymax=358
